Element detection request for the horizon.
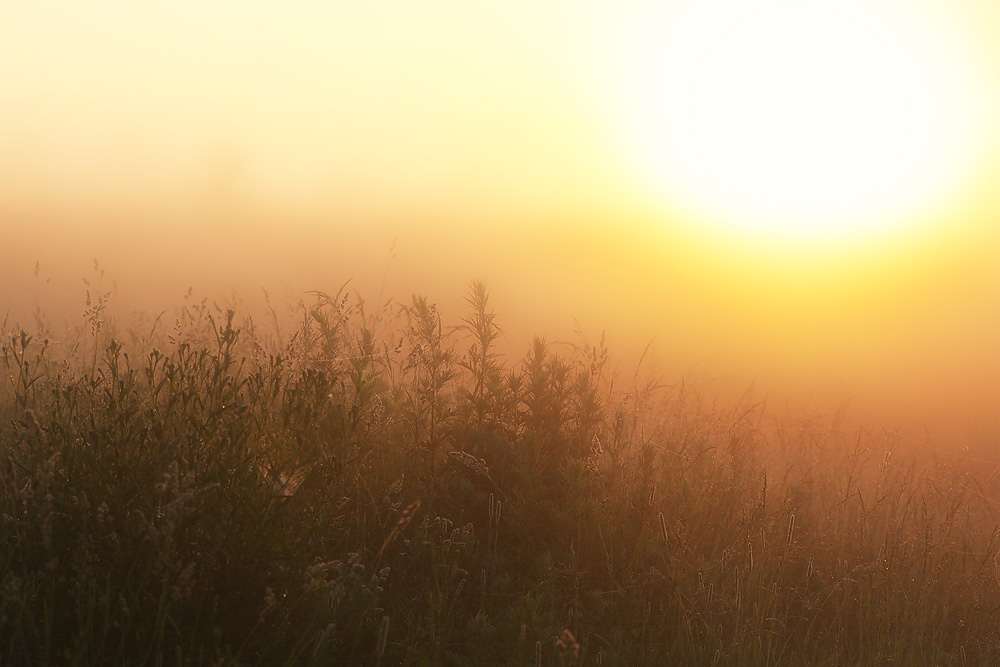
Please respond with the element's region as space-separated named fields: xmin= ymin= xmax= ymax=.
xmin=4 ymin=0 xmax=1000 ymax=454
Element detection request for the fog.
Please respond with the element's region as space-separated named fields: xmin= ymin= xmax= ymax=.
xmin=4 ymin=0 xmax=1000 ymax=458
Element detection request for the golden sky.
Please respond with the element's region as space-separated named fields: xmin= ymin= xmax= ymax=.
xmin=3 ymin=0 xmax=1000 ymax=447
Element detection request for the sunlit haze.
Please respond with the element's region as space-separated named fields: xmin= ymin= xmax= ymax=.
xmin=4 ymin=0 xmax=1000 ymax=448
xmin=610 ymin=0 xmax=992 ymax=247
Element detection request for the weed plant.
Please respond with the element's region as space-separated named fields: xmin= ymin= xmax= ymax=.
xmin=2 ymin=281 xmax=999 ymax=665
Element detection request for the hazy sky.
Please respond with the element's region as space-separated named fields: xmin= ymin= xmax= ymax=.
xmin=4 ymin=0 xmax=1000 ymax=447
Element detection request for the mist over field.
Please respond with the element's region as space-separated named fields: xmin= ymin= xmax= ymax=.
xmin=4 ymin=1 xmax=1000 ymax=454
xmin=6 ymin=1 xmax=1000 ymax=663
xmin=4 ymin=196 xmax=1000 ymax=458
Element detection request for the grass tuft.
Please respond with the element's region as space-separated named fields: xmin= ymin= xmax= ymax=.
xmin=1 ymin=280 xmax=998 ymax=665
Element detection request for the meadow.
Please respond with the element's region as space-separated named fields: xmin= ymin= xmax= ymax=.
xmin=2 ymin=280 xmax=999 ymax=666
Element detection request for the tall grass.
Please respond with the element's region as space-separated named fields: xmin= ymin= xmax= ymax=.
xmin=1 ymin=280 xmax=999 ymax=665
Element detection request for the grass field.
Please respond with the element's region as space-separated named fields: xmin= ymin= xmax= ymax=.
xmin=2 ymin=281 xmax=999 ymax=665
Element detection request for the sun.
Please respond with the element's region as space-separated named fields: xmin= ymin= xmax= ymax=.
xmin=609 ymin=0 xmax=986 ymax=247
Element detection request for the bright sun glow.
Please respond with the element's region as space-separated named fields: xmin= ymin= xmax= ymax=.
xmin=612 ymin=0 xmax=986 ymax=246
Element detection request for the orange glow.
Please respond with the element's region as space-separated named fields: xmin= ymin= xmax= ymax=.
xmin=3 ymin=0 xmax=1000 ymax=447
